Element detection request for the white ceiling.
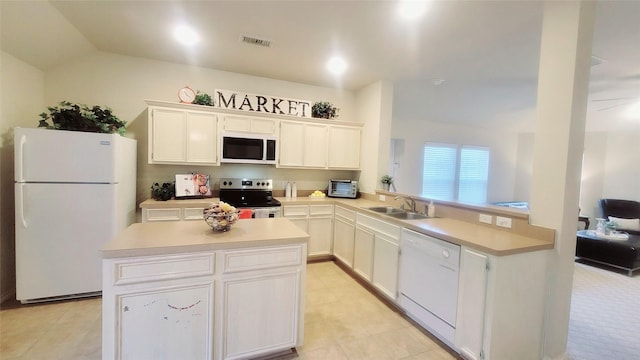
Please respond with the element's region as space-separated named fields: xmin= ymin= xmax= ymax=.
xmin=2 ymin=1 xmax=639 ymax=132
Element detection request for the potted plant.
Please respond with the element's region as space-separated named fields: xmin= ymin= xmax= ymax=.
xmin=151 ymin=182 xmax=175 ymax=201
xmin=38 ymin=101 xmax=127 ymax=135
xmin=312 ymin=101 xmax=339 ymax=119
xmin=193 ymin=91 xmax=213 ymax=106
xmin=381 ymin=175 xmax=393 ymax=191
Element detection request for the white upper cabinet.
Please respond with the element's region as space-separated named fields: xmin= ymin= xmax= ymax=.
xmin=328 ymin=125 xmax=361 ymax=169
xmin=278 ymin=121 xmax=327 ymax=168
xmin=222 ymin=115 xmax=277 ymax=135
xmin=279 ymin=121 xmax=361 ymax=169
xmin=148 ymin=106 xmax=218 ymax=165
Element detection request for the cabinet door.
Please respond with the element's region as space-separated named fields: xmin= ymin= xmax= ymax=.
xmin=353 ymin=226 xmax=375 ymax=281
xmin=118 ymin=282 xmax=214 ymax=360
xmin=303 ymin=124 xmax=328 ymax=168
xmin=186 ymin=112 xmax=217 ymax=163
xmin=222 ymin=271 xmax=300 ymax=359
xmin=279 ymin=121 xmax=305 ymax=166
xmin=287 ymin=217 xmax=308 ymax=233
xmin=455 ymin=248 xmax=489 ymax=360
xmin=308 ymin=216 xmax=333 ymax=256
xmin=333 ymin=217 xmax=355 ymax=267
xmin=328 ymin=126 xmax=361 ymax=169
xmin=150 ymin=108 xmax=186 ymax=163
xmin=372 ymin=233 xmax=400 ymax=300
xmin=224 ymin=115 xmax=276 ymax=135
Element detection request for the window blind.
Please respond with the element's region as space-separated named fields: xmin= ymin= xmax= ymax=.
xmin=458 ymin=146 xmax=489 ymax=203
xmin=422 ymin=143 xmax=457 ymax=200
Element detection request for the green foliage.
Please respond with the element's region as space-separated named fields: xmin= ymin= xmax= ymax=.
xmin=193 ymin=91 xmax=213 ymax=106
xmin=312 ymin=101 xmax=339 ymax=119
xmin=38 ymin=101 xmax=127 ymax=135
xmin=151 ymin=182 xmax=175 ymax=201
xmin=381 ymin=175 xmax=393 ymax=184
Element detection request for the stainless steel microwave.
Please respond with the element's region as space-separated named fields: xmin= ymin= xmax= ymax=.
xmin=221 ymin=133 xmax=277 ymax=164
xmin=328 ymin=179 xmax=358 ymax=198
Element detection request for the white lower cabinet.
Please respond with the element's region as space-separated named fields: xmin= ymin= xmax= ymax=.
xmin=333 ymin=206 xmax=356 ymax=267
xmin=455 ymin=248 xmax=488 ymax=360
xmin=221 ymin=270 xmax=301 ymax=359
xmin=143 ymin=206 xmax=206 ymax=222
xmin=103 ymin=244 xmax=306 ymax=360
xmin=283 ymin=204 xmax=333 ymax=257
xmin=353 ymin=213 xmax=400 ymax=300
xmin=353 ymin=225 xmax=375 ymax=281
xmin=372 ymin=232 xmax=400 ymax=299
xmin=119 ymin=282 xmax=214 ymax=359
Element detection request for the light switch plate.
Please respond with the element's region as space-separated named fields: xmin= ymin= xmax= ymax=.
xmin=496 ymin=216 xmax=512 ymax=228
xmin=479 ymin=214 xmax=493 ymax=224
xmin=379 ymin=195 xmax=386 ymax=201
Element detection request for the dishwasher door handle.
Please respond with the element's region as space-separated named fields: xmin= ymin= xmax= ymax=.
xmin=439 ymin=264 xmax=457 ymax=272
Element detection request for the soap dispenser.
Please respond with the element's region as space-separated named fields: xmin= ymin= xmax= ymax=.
xmin=285 ymin=182 xmax=292 ymax=198
xmin=427 ymin=201 xmax=435 ymax=217
xmin=292 ymin=182 xmax=298 ymax=198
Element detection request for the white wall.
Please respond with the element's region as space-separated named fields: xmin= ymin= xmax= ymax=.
xmin=602 ymin=131 xmax=640 ymax=201
xmin=356 ymin=81 xmax=394 ymax=194
xmin=390 ymin=117 xmax=518 ymax=203
xmin=42 ymin=51 xmax=360 ymax=204
xmin=0 ymin=51 xmax=45 ymax=303
xmin=515 ymin=131 xmax=639 ymax=226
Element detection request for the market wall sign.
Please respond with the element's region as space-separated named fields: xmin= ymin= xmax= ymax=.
xmin=216 ymin=89 xmax=311 ymax=118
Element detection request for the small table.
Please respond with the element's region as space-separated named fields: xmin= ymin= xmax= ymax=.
xmin=576 ymin=230 xmax=640 ymax=276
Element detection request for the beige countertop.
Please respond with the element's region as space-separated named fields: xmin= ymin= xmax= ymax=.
xmin=102 ymin=218 xmax=309 ymax=258
xmin=139 ymin=196 xmax=554 ymax=256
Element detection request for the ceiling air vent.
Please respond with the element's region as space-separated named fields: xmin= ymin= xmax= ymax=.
xmin=241 ymin=34 xmax=271 ymax=48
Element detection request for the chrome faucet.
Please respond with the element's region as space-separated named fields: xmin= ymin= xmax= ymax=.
xmin=394 ymin=196 xmax=416 ymax=212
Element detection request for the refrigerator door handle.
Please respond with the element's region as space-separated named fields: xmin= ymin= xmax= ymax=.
xmin=17 ymin=184 xmax=27 ymax=228
xmin=16 ymin=134 xmax=26 ymax=182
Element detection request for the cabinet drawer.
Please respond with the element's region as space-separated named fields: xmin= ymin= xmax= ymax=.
xmin=222 ymin=245 xmax=303 ymax=274
xmin=335 ymin=206 xmax=356 ymax=222
xmin=309 ymin=204 xmax=333 ymax=216
xmin=113 ymin=252 xmax=215 ymax=285
xmin=146 ymin=208 xmax=181 ymax=222
xmin=283 ymin=205 xmax=309 ymax=217
xmin=183 ymin=207 xmax=205 ymax=220
xmin=356 ymin=213 xmax=400 ymax=239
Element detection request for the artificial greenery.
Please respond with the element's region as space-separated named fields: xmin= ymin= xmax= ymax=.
xmin=312 ymin=101 xmax=339 ymax=119
xmin=381 ymin=175 xmax=393 ymax=184
xmin=38 ymin=101 xmax=127 ymax=135
xmin=151 ymin=182 xmax=175 ymax=201
xmin=193 ymin=91 xmax=213 ymax=106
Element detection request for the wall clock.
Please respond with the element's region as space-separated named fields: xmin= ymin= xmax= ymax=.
xmin=178 ymin=86 xmax=196 ymax=103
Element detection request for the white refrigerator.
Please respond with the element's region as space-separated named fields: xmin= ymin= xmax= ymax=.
xmin=14 ymin=127 xmax=137 ymax=303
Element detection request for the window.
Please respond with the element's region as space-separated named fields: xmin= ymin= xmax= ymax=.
xmin=422 ymin=143 xmax=490 ymax=203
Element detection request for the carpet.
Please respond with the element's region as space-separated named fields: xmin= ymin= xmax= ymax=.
xmin=568 ymin=260 xmax=640 ymax=360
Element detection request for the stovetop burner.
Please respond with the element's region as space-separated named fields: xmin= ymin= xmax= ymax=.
xmin=219 ymin=178 xmax=281 ymax=208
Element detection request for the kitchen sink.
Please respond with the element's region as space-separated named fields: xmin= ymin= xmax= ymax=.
xmin=367 ymin=206 xmax=405 ymax=214
xmin=386 ymin=212 xmax=429 ymax=220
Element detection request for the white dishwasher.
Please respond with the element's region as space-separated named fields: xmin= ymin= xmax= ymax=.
xmin=398 ymin=228 xmax=460 ymax=346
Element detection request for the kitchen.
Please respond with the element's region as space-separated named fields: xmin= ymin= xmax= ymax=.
xmin=1 ymin=1 xmax=637 ymax=360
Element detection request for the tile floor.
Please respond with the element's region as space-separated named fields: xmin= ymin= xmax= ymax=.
xmin=0 ymin=261 xmax=458 ymax=360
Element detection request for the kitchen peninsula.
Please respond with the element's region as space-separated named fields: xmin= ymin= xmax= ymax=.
xmin=101 ymin=218 xmax=309 ymax=360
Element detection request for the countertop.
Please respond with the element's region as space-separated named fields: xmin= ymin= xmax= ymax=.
xmin=139 ymin=196 xmax=555 ymax=256
xmin=102 ymin=218 xmax=309 ymax=258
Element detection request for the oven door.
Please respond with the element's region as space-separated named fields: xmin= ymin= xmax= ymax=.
xmin=241 ymin=207 xmax=281 ymax=218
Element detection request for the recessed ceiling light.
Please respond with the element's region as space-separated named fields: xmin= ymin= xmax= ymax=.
xmin=327 ymin=56 xmax=348 ymax=76
xmin=397 ymin=0 xmax=429 ymax=21
xmin=173 ymin=25 xmax=200 ymax=46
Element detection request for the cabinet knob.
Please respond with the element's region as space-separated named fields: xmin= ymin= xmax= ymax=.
xmin=442 ymin=249 xmax=450 ymax=259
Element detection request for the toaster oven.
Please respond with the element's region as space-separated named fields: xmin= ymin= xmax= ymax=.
xmin=328 ymin=180 xmax=358 ymax=198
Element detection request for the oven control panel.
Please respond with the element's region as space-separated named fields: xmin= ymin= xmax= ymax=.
xmin=220 ymin=178 xmax=273 ymax=190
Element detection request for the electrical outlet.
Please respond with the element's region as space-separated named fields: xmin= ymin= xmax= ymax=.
xmin=479 ymin=214 xmax=493 ymax=224
xmin=496 ymin=216 xmax=512 ymax=228
xmin=379 ymin=195 xmax=386 ymax=201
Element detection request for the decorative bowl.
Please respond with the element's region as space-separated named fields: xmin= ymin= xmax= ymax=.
xmin=203 ymin=202 xmax=239 ymax=231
